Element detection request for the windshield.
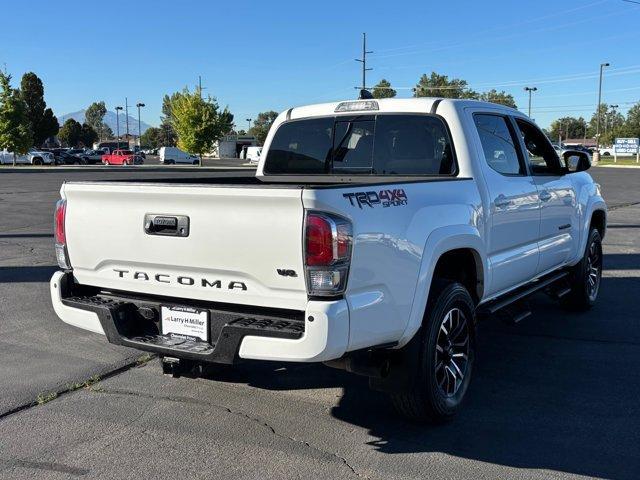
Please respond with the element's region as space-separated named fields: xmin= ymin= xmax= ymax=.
xmin=263 ymin=114 xmax=456 ymax=176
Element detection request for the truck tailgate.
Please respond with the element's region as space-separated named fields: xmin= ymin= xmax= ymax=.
xmin=63 ymin=182 xmax=307 ymax=311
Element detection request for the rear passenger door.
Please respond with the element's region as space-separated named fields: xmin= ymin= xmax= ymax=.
xmin=472 ymin=113 xmax=540 ymax=296
xmin=512 ymin=117 xmax=578 ymax=274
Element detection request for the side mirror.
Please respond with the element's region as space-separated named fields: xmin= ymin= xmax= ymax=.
xmin=563 ymin=151 xmax=591 ymax=173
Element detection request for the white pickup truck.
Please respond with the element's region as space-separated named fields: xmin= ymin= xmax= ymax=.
xmin=50 ymin=98 xmax=606 ymax=422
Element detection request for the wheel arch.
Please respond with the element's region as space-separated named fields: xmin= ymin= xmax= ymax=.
xmin=397 ymin=225 xmax=487 ymax=348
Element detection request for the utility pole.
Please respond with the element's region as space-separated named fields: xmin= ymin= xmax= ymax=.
xmin=610 ymin=104 xmax=619 ymax=132
xmin=136 ymin=103 xmax=145 ymax=148
xmin=125 ymin=97 xmax=129 ymax=143
xmin=115 ymin=106 xmax=123 ymax=150
xmin=524 ymin=87 xmax=537 ymax=118
xmin=595 ymin=62 xmax=610 ymax=151
xmin=245 ymin=118 xmax=252 ymax=132
xmin=355 ymin=33 xmax=373 ymax=92
xmin=198 ymin=75 xmax=207 ymax=98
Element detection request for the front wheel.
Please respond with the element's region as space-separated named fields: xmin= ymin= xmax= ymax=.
xmin=562 ymin=228 xmax=602 ymax=310
xmin=391 ymin=281 xmax=476 ymax=423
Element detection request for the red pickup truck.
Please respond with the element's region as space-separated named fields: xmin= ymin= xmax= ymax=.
xmin=102 ymin=150 xmax=143 ymax=166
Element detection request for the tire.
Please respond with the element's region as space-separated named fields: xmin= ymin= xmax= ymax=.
xmin=122 ymin=160 xmax=129 ymax=166
xmin=32 ymin=158 xmax=43 ymax=166
xmin=562 ymin=228 xmax=602 ymax=311
xmin=391 ymin=281 xmax=476 ymax=423
xmin=104 ymin=160 xmax=109 ymax=165
xmin=193 ymin=160 xmax=199 ymax=165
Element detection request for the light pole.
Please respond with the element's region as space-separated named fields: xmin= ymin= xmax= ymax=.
xmin=524 ymin=86 xmax=537 ymax=118
xmin=136 ymin=103 xmax=145 ymax=148
xmin=245 ymin=118 xmax=252 ymax=133
xmin=115 ymin=106 xmax=123 ymax=149
xmin=596 ymin=62 xmax=610 ymax=151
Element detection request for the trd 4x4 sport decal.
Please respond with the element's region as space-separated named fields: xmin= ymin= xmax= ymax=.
xmin=343 ymin=189 xmax=408 ymax=209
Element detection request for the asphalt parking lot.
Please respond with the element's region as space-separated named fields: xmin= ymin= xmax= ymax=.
xmin=0 ymin=166 xmax=639 ymax=479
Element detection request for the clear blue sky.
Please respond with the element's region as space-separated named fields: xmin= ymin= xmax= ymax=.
xmin=1 ymin=0 xmax=639 ymax=129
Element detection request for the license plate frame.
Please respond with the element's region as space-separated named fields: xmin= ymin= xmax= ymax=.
xmin=160 ymin=305 xmax=209 ymax=342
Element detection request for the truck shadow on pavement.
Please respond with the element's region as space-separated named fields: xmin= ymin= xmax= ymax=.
xmin=208 ymin=275 xmax=640 ymax=480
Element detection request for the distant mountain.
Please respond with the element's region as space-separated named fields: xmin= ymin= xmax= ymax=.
xmin=57 ymin=109 xmax=153 ymax=136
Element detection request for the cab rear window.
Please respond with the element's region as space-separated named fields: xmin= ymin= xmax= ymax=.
xmin=263 ymin=114 xmax=456 ymax=176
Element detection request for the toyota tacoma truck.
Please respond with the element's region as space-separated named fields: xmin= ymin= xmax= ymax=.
xmin=50 ymin=97 xmax=606 ymax=422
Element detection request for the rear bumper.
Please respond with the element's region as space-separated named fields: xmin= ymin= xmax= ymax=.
xmin=50 ymin=271 xmax=349 ymax=363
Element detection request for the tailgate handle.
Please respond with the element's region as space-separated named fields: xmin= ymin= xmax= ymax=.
xmin=144 ymin=214 xmax=189 ymax=237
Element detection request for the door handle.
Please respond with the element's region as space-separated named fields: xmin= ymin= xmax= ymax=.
xmin=494 ymin=194 xmax=511 ymax=208
xmin=539 ymin=190 xmax=552 ymax=202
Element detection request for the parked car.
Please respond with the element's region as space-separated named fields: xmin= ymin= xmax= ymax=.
xmin=51 ymin=97 xmax=605 ymax=423
xmin=245 ymin=146 xmax=262 ymax=163
xmin=159 ymin=146 xmax=199 ymax=165
xmin=102 ymin=149 xmax=143 ymax=165
xmin=0 ymin=148 xmax=55 ymax=165
xmin=55 ymin=151 xmax=87 ymax=165
xmin=132 ymin=147 xmax=147 ymax=159
xmin=77 ymin=150 xmax=105 ymax=165
xmin=68 ymin=148 xmax=87 ymax=156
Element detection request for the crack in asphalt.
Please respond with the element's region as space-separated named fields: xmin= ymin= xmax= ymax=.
xmin=0 ymin=356 xmax=148 ymax=423
xmin=608 ymin=201 xmax=640 ymax=211
xmin=91 ymin=386 xmax=369 ymax=479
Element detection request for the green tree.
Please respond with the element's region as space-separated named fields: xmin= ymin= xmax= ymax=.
xmin=478 ymin=89 xmax=517 ymax=108
xmin=0 ymin=72 xmax=32 ymax=165
xmin=140 ymin=126 xmax=163 ymax=149
xmin=372 ymin=79 xmax=397 ymax=99
xmin=248 ymin=110 xmax=278 ymax=145
xmin=620 ymin=102 xmax=640 ymax=139
xmin=586 ymin=104 xmax=626 ymax=145
xmin=85 ymin=101 xmax=108 ymax=140
xmin=549 ymin=116 xmax=588 ymax=142
xmin=40 ymin=108 xmax=59 ymax=145
xmin=169 ymin=87 xmax=234 ymax=163
xmin=20 ymin=72 xmax=58 ymax=147
xmin=80 ymin=123 xmax=98 ymax=147
xmin=58 ymin=118 xmax=83 ymax=147
xmin=160 ymin=93 xmax=179 ymax=146
xmin=414 ymin=72 xmax=477 ymax=99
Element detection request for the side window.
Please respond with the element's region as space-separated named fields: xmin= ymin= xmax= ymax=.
xmin=473 ymin=114 xmax=523 ymax=175
xmin=514 ymin=118 xmax=561 ymax=175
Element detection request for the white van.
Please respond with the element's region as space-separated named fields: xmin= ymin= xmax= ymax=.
xmin=245 ymin=146 xmax=262 ymax=163
xmin=159 ymin=147 xmax=199 ymax=165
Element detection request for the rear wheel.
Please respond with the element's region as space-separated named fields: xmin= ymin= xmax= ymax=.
xmin=32 ymin=158 xmax=43 ymax=166
xmin=562 ymin=228 xmax=602 ymax=310
xmin=193 ymin=160 xmax=199 ymax=165
xmin=391 ymin=281 xmax=476 ymax=423
xmin=104 ymin=160 xmax=109 ymax=165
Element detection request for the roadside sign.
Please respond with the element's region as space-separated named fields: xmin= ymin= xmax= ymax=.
xmin=614 ymin=138 xmax=639 ymax=163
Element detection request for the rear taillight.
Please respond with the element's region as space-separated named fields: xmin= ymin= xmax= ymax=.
xmin=304 ymin=212 xmax=352 ymax=296
xmin=54 ymin=199 xmax=71 ymax=269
